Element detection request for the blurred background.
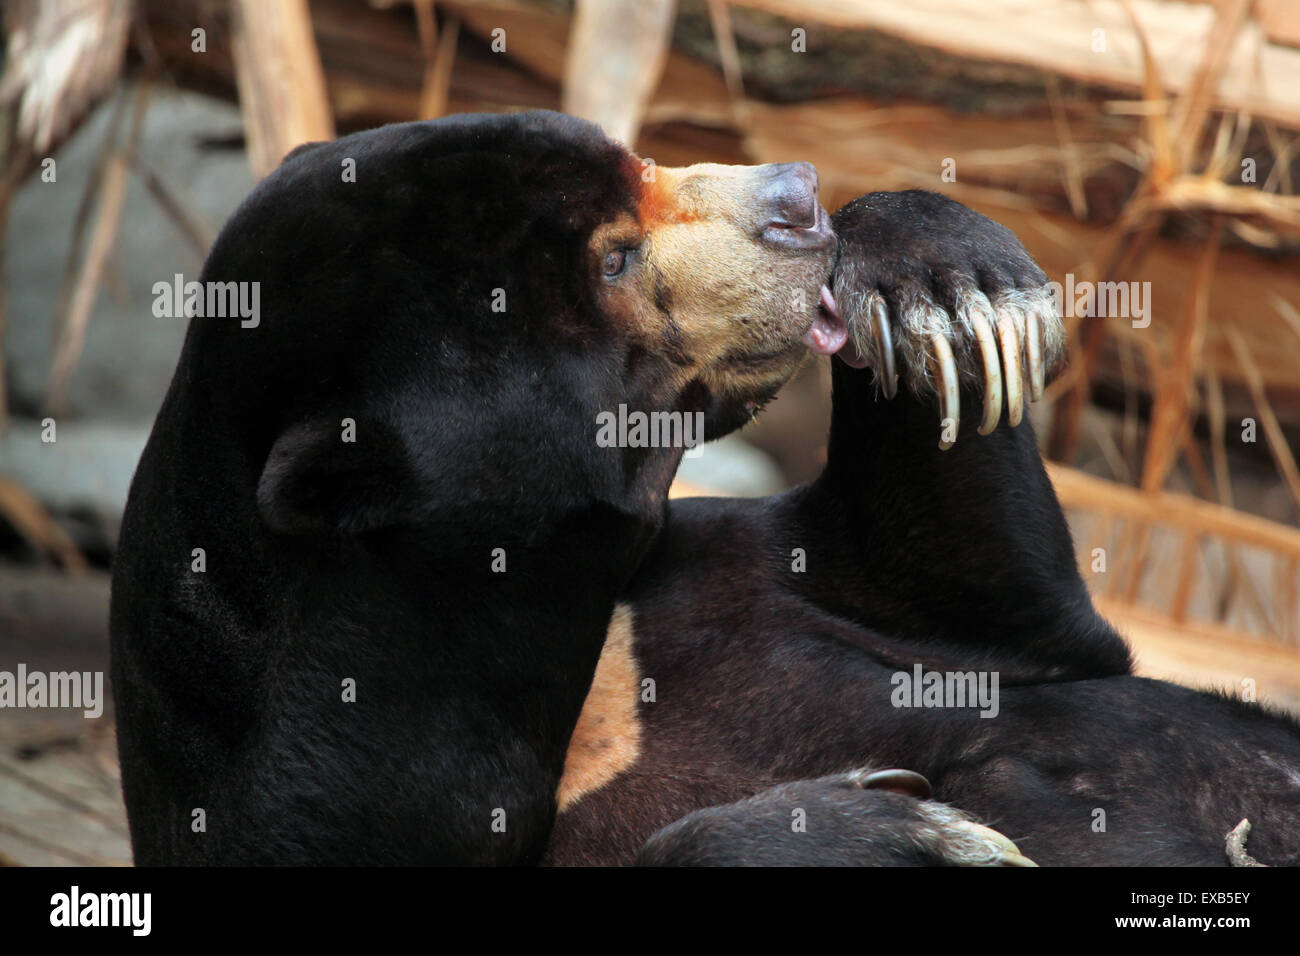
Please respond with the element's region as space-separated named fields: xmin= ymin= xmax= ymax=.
xmin=1 ymin=0 xmax=1299 ymax=864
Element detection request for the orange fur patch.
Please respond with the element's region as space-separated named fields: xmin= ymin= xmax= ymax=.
xmin=556 ymin=603 xmax=643 ymax=813
xmin=637 ymin=174 xmax=696 ymax=227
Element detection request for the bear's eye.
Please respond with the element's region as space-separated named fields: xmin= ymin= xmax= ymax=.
xmin=603 ymin=248 xmax=629 ymax=279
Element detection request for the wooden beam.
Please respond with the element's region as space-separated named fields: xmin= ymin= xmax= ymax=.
xmin=1096 ymin=594 xmax=1300 ymax=707
xmin=562 ymin=0 xmax=678 ymax=145
xmin=1048 ymin=462 xmax=1300 ymax=561
xmin=730 ymin=0 xmax=1300 ymax=130
xmin=229 ymin=0 xmax=336 ymax=178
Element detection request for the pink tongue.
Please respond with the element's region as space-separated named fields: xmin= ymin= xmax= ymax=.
xmin=803 ymin=286 xmax=870 ymax=368
xmin=802 ymin=286 xmax=849 ymax=355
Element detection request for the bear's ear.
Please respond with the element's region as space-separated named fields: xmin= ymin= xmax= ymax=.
xmin=256 ymin=417 xmax=417 ymax=535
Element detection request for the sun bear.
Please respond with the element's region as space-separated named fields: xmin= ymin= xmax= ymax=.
xmin=110 ymin=111 xmax=859 ymax=864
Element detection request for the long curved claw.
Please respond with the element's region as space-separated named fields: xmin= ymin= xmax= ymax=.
xmin=871 ymin=298 xmax=898 ymax=399
xmin=970 ymin=310 xmax=1003 ymax=435
xmin=929 ymin=333 xmax=959 ymax=450
xmin=949 ymin=820 xmax=1039 ymax=867
xmin=996 ymin=314 xmax=1024 ymax=427
xmin=851 ymin=767 xmax=933 ymax=799
xmin=1025 ymin=308 xmax=1044 ymax=403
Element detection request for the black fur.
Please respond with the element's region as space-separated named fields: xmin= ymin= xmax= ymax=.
xmin=111 ymin=112 xmax=705 ymax=864
xmin=637 ymin=772 xmax=1005 ymax=867
xmin=832 ymin=189 xmax=1048 ymax=311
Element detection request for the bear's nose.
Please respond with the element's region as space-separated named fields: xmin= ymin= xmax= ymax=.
xmin=757 ymin=162 xmax=833 ymax=249
xmin=759 ymin=162 xmax=818 ymax=228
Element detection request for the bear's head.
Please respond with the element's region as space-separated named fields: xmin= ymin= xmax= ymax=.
xmin=590 ymin=156 xmax=843 ymax=430
xmin=176 ymin=111 xmax=842 ymax=545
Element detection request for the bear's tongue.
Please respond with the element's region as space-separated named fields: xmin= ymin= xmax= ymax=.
xmin=803 ymin=285 xmax=869 ymax=368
